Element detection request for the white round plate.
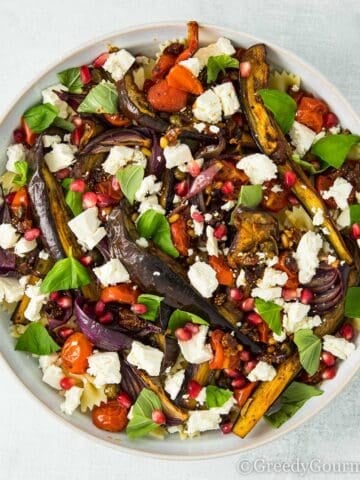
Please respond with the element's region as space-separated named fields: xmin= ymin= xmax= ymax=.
xmin=0 ymin=22 xmax=359 ymax=460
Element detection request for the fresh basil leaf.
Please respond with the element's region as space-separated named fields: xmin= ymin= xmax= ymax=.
xmin=23 ymin=103 xmax=59 ymax=133
xmin=65 ymin=189 xmax=83 ymax=216
xmin=238 ymin=185 xmax=263 ymax=208
xmin=57 ymin=67 xmax=83 ymax=93
xmin=349 ymin=205 xmax=360 ymax=225
xmin=293 ymin=329 xmax=321 ymax=375
xmin=258 ymin=89 xmax=297 ymax=134
xmin=344 ymin=287 xmax=360 ymax=318
xmin=206 ymin=54 xmax=239 ymax=83
xmin=291 ymin=154 xmax=328 ymax=174
xmin=206 ymin=385 xmax=233 ymax=408
xmin=255 ymin=298 xmax=282 ymax=335
xmin=126 ymin=388 xmax=162 ymax=439
xmin=78 ymin=82 xmax=118 ymax=114
xmin=116 ymin=165 xmax=144 ymax=205
xmin=52 ymin=117 xmax=75 ymax=132
xmin=40 ymin=255 xmax=91 ymax=293
xmin=13 ymin=161 xmax=30 ymax=186
xmin=168 ymin=309 xmax=209 ymax=332
xmin=137 ymin=210 xmax=179 ymax=258
xmin=137 ymin=294 xmax=164 ymax=322
xmin=15 ymin=323 xmax=60 ymax=355
xmin=265 ymin=381 xmax=323 ymax=428
xmin=311 ymin=134 xmax=360 ymax=169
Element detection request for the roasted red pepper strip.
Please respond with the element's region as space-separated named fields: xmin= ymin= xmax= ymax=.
xmin=176 ymin=21 xmax=199 ymax=63
xmin=21 ymin=117 xmax=37 ymax=146
xmin=208 ymin=255 xmax=234 ymax=287
xmin=100 ymin=285 xmax=140 ymax=304
xmin=296 ymin=96 xmax=328 ymax=133
xmin=209 ymin=329 xmax=240 ymax=370
xmin=152 ymin=53 xmax=177 ymax=81
xmin=234 ymin=382 xmax=258 ymax=408
xmin=257 ymin=322 xmax=270 ymax=343
xmin=170 ymin=217 xmax=190 ymax=256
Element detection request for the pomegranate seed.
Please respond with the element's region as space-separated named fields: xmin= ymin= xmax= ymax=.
xmin=221 ymin=180 xmax=234 ymax=196
xmin=96 ymin=192 xmax=115 ymax=207
xmin=82 ymin=192 xmax=97 ymax=209
xmin=229 ymin=288 xmax=244 ymax=302
xmin=188 ymin=160 xmax=201 ymax=177
xmin=79 ymin=255 xmax=93 ymax=267
xmin=24 ymin=228 xmax=41 ymax=241
xmin=282 ymin=288 xmax=298 ymax=301
xmin=288 ymin=194 xmax=300 ymax=205
xmin=284 ymin=171 xmax=297 ymax=188
xmin=70 ymin=179 xmax=86 ymax=193
xmin=57 ymin=296 xmax=72 ymax=309
xmin=152 ymin=409 xmax=166 ymax=425
xmin=351 ymin=223 xmax=360 ymax=240
xmin=191 ymin=211 xmax=204 ymax=223
xmin=214 ymin=224 xmax=227 ymax=239
xmin=188 ymin=380 xmax=202 ymax=399
xmin=13 ymin=128 xmax=25 ymax=143
xmin=98 ymin=312 xmax=114 ymax=324
xmin=71 ymin=126 xmax=84 ymax=146
xmin=49 ymin=291 xmax=60 ymax=301
xmin=95 ymin=300 xmax=106 ymax=316
xmin=175 ymin=327 xmax=192 ymax=341
xmin=239 ymin=350 xmax=251 ymax=362
xmin=241 ymin=297 xmax=255 ymax=312
xmin=5 ymin=192 xmax=16 ymax=204
xmin=131 ymin=303 xmax=148 ymax=315
xmin=220 ymin=421 xmax=233 ymax=434
xmin=340 ymin=323 xmax=354 ymax=341
xmin=185 ymin=322 xmax=199 ymax=334
xmin=92 ymin=52 xmax=109 ymax=68
xmin=300 ymin=288 xmax=314 ymax=304
xmin=55 ymin=168 xmax=71 ymax=180
xmin=321 ymin=366 xmax=336 ymax=380
xmin=60 ymin=377 xmax=75 ymax=390
xmin=80 ymin=65 xmax=92 ymax=84
xmin=72 ymin=116 xmax=83 ymax=127
xmin=224 ymin=368 xmax=241 ymax=378
xmin=244 ymin=360 xmax=257 ymax=374
xmin=231 ymin=376 xmax=247 ymax=389
xmin=58 ymin=327 xmax=74 ymax=340
xmin=247 ymin=312 xmax=263 ymax=325
xmin=321 ymin=351 xmax=336 ymax=367
xmin=240 ymin=61 xmax=251 ymax=78
xmin=323 ymin=112 xmax=338 ymax=129
xmin=117 ymin=391 xmax=132 ymax=409
xmin=174 ymin=180 xmax=189 ymax=197
xmin=111 ymin=176 xmax=120 ymax=191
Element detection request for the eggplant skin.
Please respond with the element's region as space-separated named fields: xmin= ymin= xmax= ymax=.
xmin=106 ymin=204 xmax=261 ymax=354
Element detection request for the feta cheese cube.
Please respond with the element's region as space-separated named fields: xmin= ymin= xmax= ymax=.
xmin=103 ymin=146 xmax=147 ymax=175
xmin=236 ymin=269 xmax=246 ymax=287
xmin=312 ymin=207 xmax=324 ymax=226
xmin=0 ymin=277 xmax=25 ymax=303
xmin=336 ymin=207 xmax=350 ymax=229
xmin=42 ymin=135 xmax=62 ymax=148
xmin=251 ymin=287 xmax=282 ymax=301
xmin=190 ymin=206 xmax=204 ymax=236
xmin=192 ymin=89 xmax=222 ymax=124
xmin=236 ymin=154 xmax=277 ymax=185
xmin=257 ymin=267 xmax=288 ymax=288
xmin=164 ymin=369 xmax=185 ymax=400
xmin=186 ymin=410 xmax=221 ymax=436
xmin=0 ymin=223 xmax=19 ymax=249
xmin=289 ymin=121 xmax=316 ymax=157
xmin=136 ymin=237 xmax=149 ymax=248
xmin=321 ymin=177 xmax=352 ymax=210
xmin=60 ymin=386 xmax=83 ymax=415
xmin=163 ymin=143 xmax=194 ymax=170
xmin=135 ymin=175 xmax=162 ymax=202
xmin=103 ymin=49 xmax=135 ymax=81
xmin=213 ymin=82 xmax=240 ymax=117
xmin=39 ymin=353 xmax=58 ymax=371
xmin=87 ymin=351 xmax=121 ymax=387
xmin=127 ymin=341 xmax=164 ymax=376
xmin=178 ymin=325 xmax=213 ymax=364
xmin=14 ymin=237 xmax=37 ymax=257
xmin=38 ymin=250 xmax=50 ymax=260
xmin=193 ymin=122 xmax=206 ymax=133
xmin=6 ymin=144 xmax=26 ymax=172
xmin=68 ymin=207 xmax=106 ymax=251
xmin=294 ymin=231 xmax=323 ymax=283
xmin=247 ymin=361 xmax=276 ymax=382
xmin=194 ymin=37 xmax=235 ymax=69
xmin=42 ymin=364 xmax=64 ymax=390
xmin=137 ymin=195 xmax=165 ymax=215
xmin=24 ymin=281 xmax=49 ymax=322
xmin=282 ymin=302 xmax=322 ymax=333
xmin=206 ymin=226 xmax=218 ymax=257
xmin=42 ymin=84 xmax=69 ymax=119
xmin=179 ymin=57 xmax=201 ymax=77
xmin=93 ymin=259 xmax=130 ymax=286
xmin=187 ymin=261 xmax=219 ymax=298
xmin=323 ymin=335 xmax=355 ymax=360
xmin=44 ymin=143 xmax=77 ymax=172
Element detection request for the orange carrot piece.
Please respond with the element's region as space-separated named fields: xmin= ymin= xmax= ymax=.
xmin=167 ymin=64 xmax=203 ymax=95
xmin=147 ymin=79 xmax=188 ymax=112
xmin=100 ymin=285 xmax=140 ymax=304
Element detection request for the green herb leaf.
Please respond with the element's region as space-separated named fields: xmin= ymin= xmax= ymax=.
xmin=23 ymin=103 xmax=59 ymax=133
xmin=40 ymin=255 xmax=91 ymax=294
xmin=126 ymin=388 xmax=162 ymax=439
xmin=291 ymin=153 xmax=328 ymax=174
xmin=137 ymin=294 xmax=164 ymax=322
xmin=206 ymin=54 xmax=239 ymax=83
xmin=78 ymin=82 xmax=118 ymax=114
xmin=349 ymin=205 xmax=360 ymax=225
xmin=13 ymin=161 xmax=30 ymax=186
xmin=311 ymin=134 xmax=360 ymax=169
xmin=258 ymin=89 xmax=297 ymax=133
xmin=116 ymin=165 xmax=144 ymax=205
xmin=344 ymin=287 xmax=360 ymax=318
xmin=15 ymin=323 xmax=60 ymax=355
xmin=293 ymin=329 xmax=321 ymax=375
xmin=265 ymin=381 xmax=323 ymax=428
xmin=52 ymin=117 xmax=75 ymax=132
xmin=255 ymin=298 xmax=282 ymax=335
xmin=57 ymin=67 xmax=83 ymax=93
xmin=206 ymin=385 xmax=233 ymax=408
xmin=168 ymin=309 xmax=209 ymax=332
xmin=65 ymin=190 xmax=83 ymax=216
xmin=238 ymin=184 xmax=263 ymax=208
xmin=137 ymin=210 xmax=179 ymax=258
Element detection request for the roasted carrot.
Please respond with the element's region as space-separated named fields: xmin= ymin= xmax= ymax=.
xmin=100 ymin=285 xmax=140 ymax=304
xmin=296 ymin=97 xmax=328 ymax=133
xmin=147 ymin=79 xmax=188 ymax=112
xmin=170 ymin=217 xmax=190 ymax=256
xmin=208 ymin=255 xmax=235 ymax=287
xmin=176 ymin=21 xmax=199 ymax=63
xmin=167 ymin=64 xmax=203 ymax=95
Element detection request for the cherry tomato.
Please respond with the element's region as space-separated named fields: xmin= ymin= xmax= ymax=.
xmin=92 ymin=400 xmax=128 ymax=432
xmin=61 ymin=332 xmax=93 ymax=374
xmin=147 ymin=80 xmax=188 ymax=112
xmin=296 ymin=97 xmax=328 ymax=133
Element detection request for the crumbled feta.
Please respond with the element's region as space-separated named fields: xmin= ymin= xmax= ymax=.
xmin=6 ymin=143 xmax=26 ymax=172
xmin=206 ymin=226 xmax=218 ymax=257
xmin=60 ymin=386 xmax=83 ymax=415
xmin=282 ymin=301 xmax=322 ymax=333
xmin=137 ymin=195 xmax=165 ymax=215
xmin=164 ymin=369 xmax=185 ymax=400
xmin=38 ymin=250 xmax=50 ymax=260
xmin=247 ymin=361 xmax=276 ymax=382
xmin=251 ymin=287 xmax=282 ymax=301
xmin=136 ymin=237 xmax=149 ymax=248
xmin=44 ymin=143 xmax=77 ymax=172
xmin=213 ymin=82 xmax=240 ymax=117
xmin=87 ymin=351 xmax=121 ymax=387
xmin=211 ymin=396 xmax=235 ymax=415
xmin=221 ymin=200 xmax=236 ymax=211
xmin=209 ymin=125 xmax=220 ymax=134
xmin=192 ymin=89 xmax=222 ymax=124
xmin=195 ymin=387 xmax=206 ymax=405
xmin=24 ymin=281 xmax=49 ymax=322
xmin=0 ymin=224 xmax=19 ymax=249
xmin=103 ymin=146 xmax=147 ymax=174
xmin=190 ymin=206 xmax=204 ymax=236
xmin=179 ymin=157 xmax=203 ymax=174
xmin=93 ymin=259 xmax=130 ymax=286
xmin=163 ymin=143 xmax=194 ymax=170
xmin=127 ymin=341 xmax=164 ymax=376
xmin=323 ymin=335 xmax=355 ymax=360
xmin=327 ymin=254 xmax=337 ymax=265
xmin=321 ymin=177 xmax=352 ymax=210
xmin=68 ymin=207 xmax=106 ymax=251
xmin=194 ymin=37 xmax=235 ymax=69
xmin=236 ymin=269 xmax=246 ymax=287
xmin=289 ymin=121 xmax=316 ymax=157
xmin=179 ymin=57 xmax=201 ymax=77
xmin=193 ymin=122 xmax=206 ymax=133
xmin=42 ymin=364 xmax=64 ymax=390
xmin=336 ymin=207 xmax=350 ymax=229
xmin=135 ymin=175 xmax=162 ymax=202
xmin=236 ymin=154 xmax=277 ymax=185
xmin=204 ymin=213 xmax=212 ymax=222
xmin=186 ymin=410 xmax=221 ymax=436
xmin=295 ymin=231 xmax=323 ymax=283
xmin=273 ymin=330 xmax=287 ymax=343
xmin=257 ymin=267 xmax=288 ymax=288
xmin=103 ymin=49 xmax=135 ymax=81
xmin=312 ymin=208 xmax=324 ymax=226
xmin=271 ymin=184 xmax=283 ymax=193
xmin=39 ymin=353 xmax=58 ymax=371
xmin=187 ymin=261 xmax=218 ymax=298
xmin=329 ymin=125 xmax=341 ymax=135
xmin=42 ymin=135 xmax=62 ymax=148
xmin=42 ymin=84 xmax=69 ymax=119
xmin=178 ymin=325 xmax=213 ymax=364
xmin=14 ymin=237 xmax=37 ymax=257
